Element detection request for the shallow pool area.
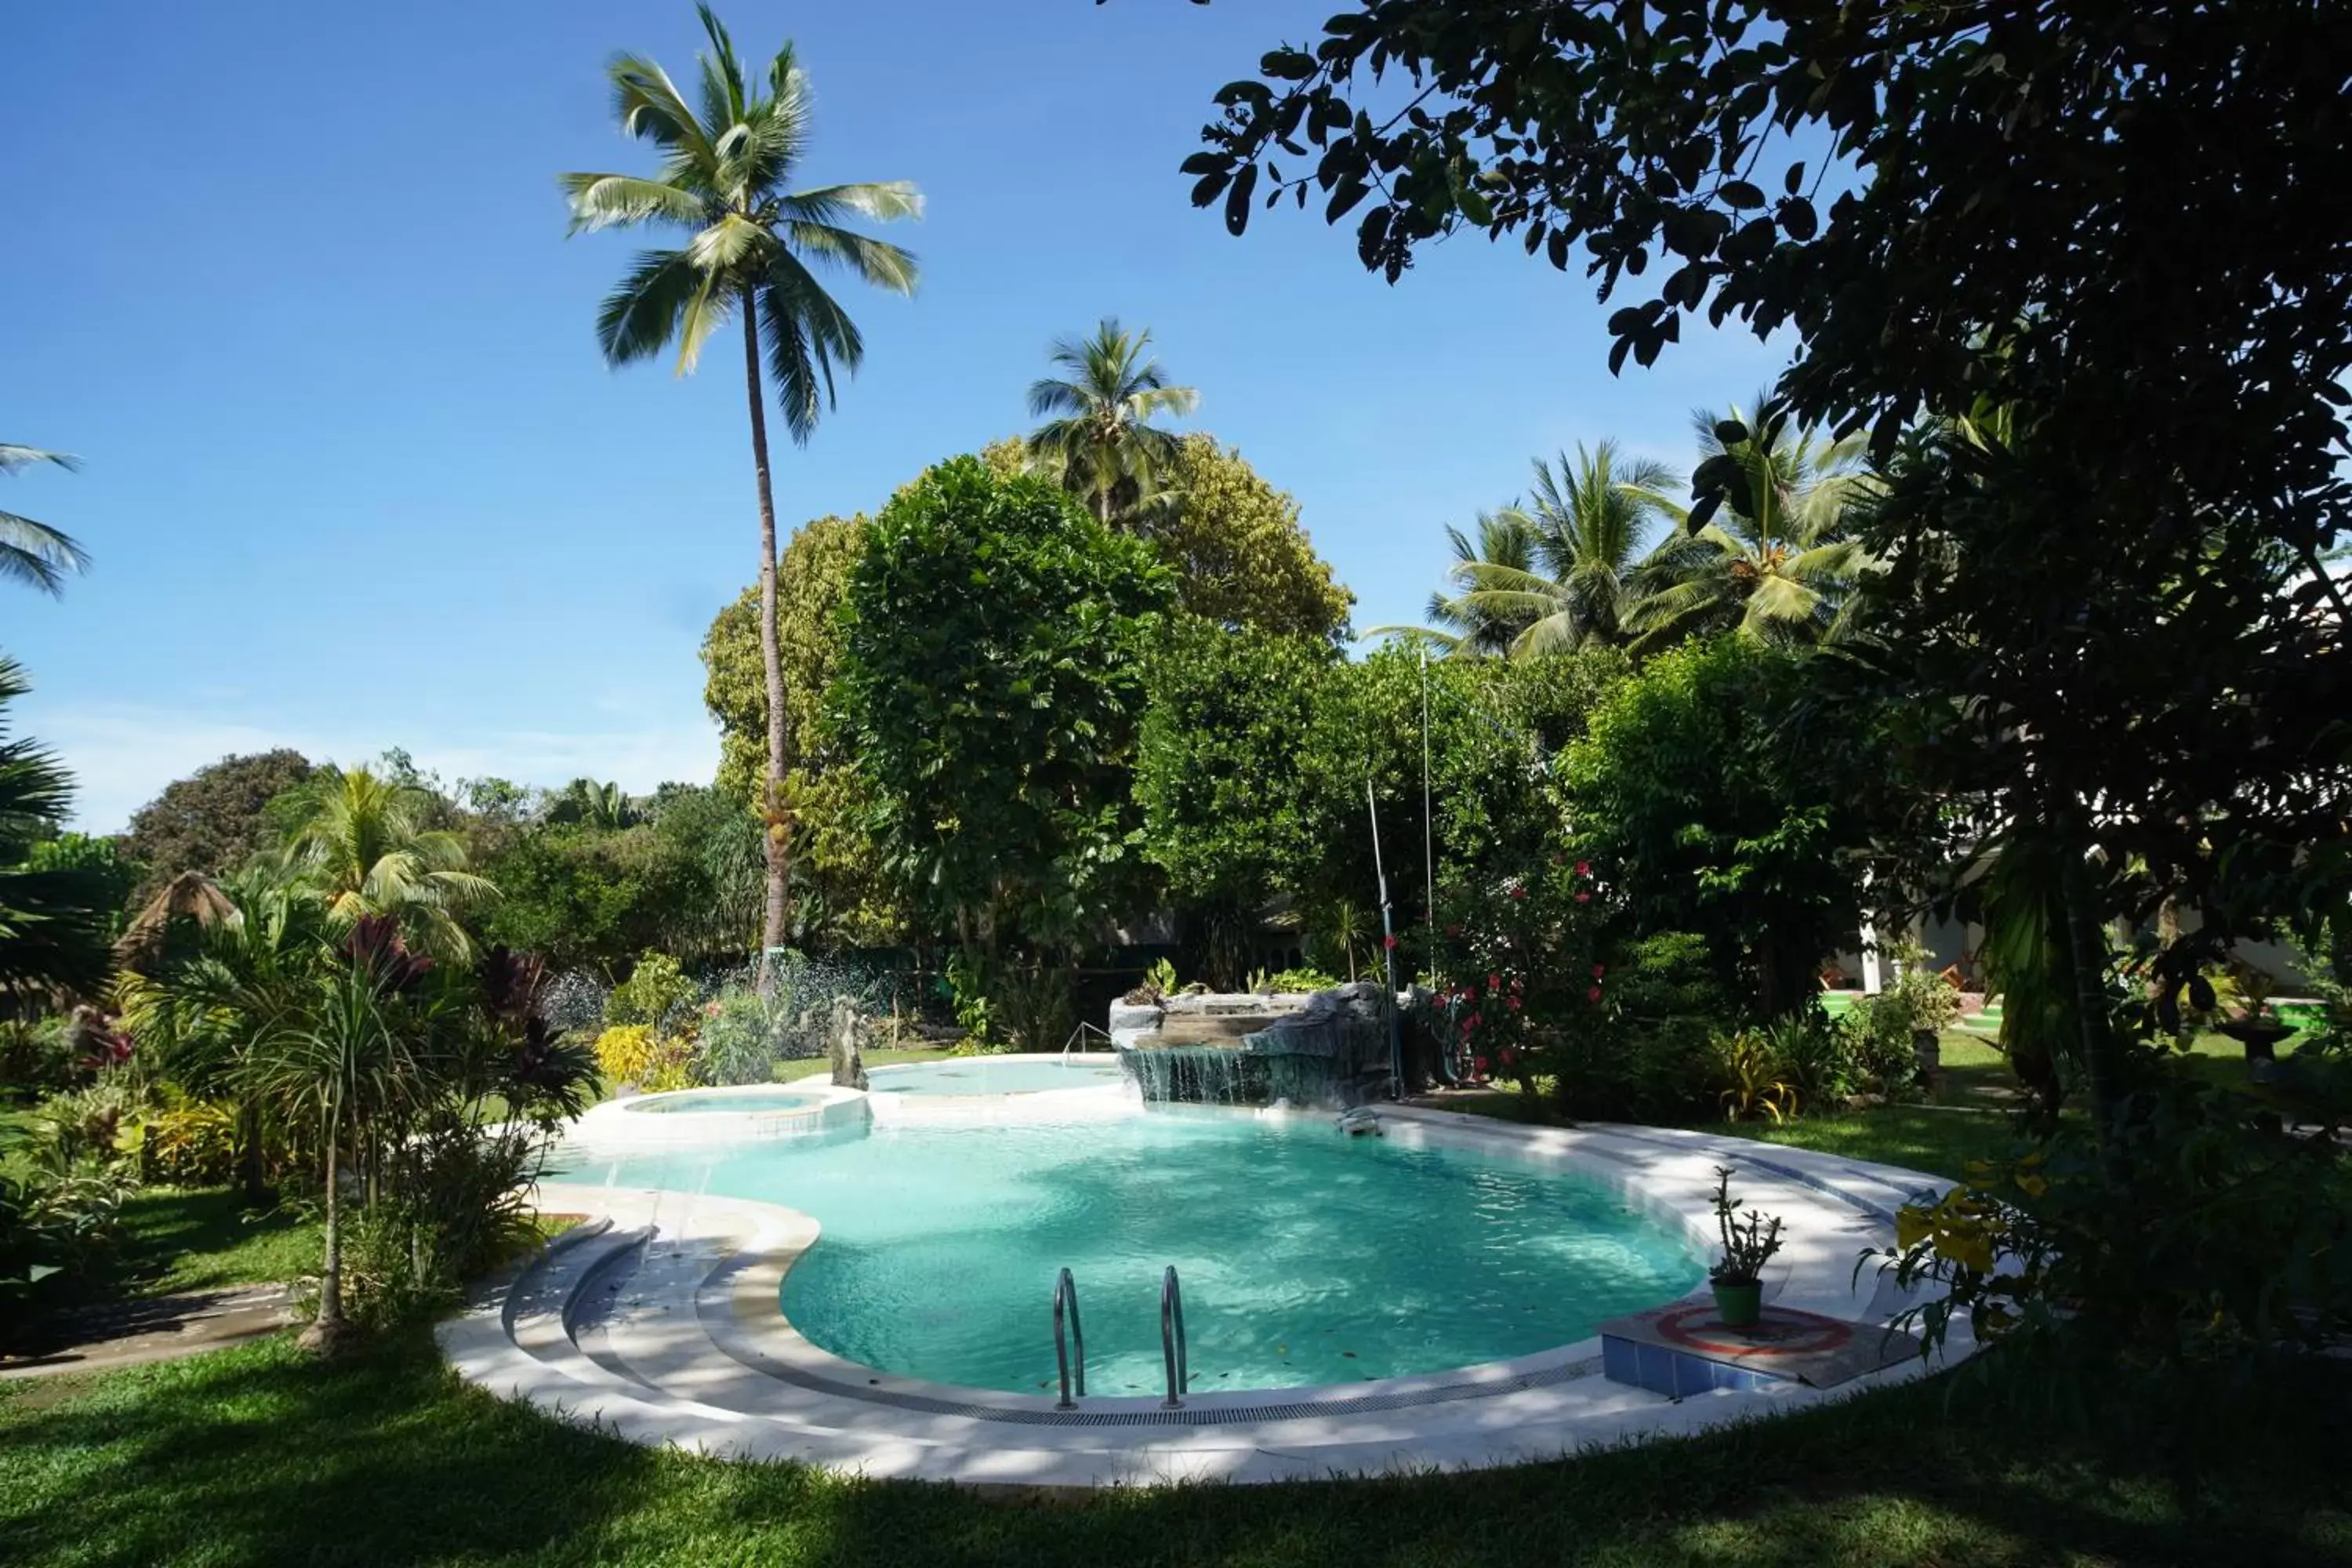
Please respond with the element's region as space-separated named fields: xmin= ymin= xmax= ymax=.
xmin=552 ymin=1105 xmax=1702 ymax=1394
xmin=623 ymin=1087 xmax=829 ymax=1114
xmin=865 ymin=1057 xmax=1128 ymax=1097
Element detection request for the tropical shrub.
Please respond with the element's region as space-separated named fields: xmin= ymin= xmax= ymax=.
xmin=692 ymin=990 xmax=789 ymax=1085
xmin=593 ymin=1025 xmax=692 ymax=1094
xmin=992 ymin=965 xmax=1074 ymax=1054
xmin=122 ymin=1097 xmax=241 ymax=1185
xmin=1766 ymin=1011 xmax=1860 ymax=1108
xmin=1713 ymin=1030 xmax=1799 ymax=1123
xmin=603 ymin=951 xmax=696 ymax=1034
xmin=1870 ymin=1062 xmax=2352 ymax=1458
xmin=1550 ymin=931 xmax=1735 ymax=1120
xmin=0 ymin=1160 xmax=135 ymax=1331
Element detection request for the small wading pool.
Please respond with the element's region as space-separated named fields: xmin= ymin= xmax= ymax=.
xmin=622 ymin=1087 xmax=829 ymax=1115
xmin=866 ymin=1058 xmax=1127 ymax=1096
xmin=556 ymin=1105 xmax=1704 ymax=1396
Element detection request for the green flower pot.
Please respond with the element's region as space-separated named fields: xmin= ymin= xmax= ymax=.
xmin=1711 ymin=1278 xmax=1764 ymax=1329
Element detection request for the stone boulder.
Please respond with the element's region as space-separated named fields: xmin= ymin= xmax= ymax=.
xmin=829 ymin=996 xmax=869 ymax=1090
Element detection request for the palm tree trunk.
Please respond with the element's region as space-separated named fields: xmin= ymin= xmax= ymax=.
xmin=299 ymin=1097 xmax=350 ymax=1353
xmin=742 ymin=285 xmax=791 ymax=994
xmin=238 ymin=1098 xmax=267 ymax=1206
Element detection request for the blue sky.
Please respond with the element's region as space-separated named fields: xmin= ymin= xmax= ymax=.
xmin=6 ymin=0 xmax=1788 ymax=832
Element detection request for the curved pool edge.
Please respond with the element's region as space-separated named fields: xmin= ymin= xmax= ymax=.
xmin=440 ymin=1108 xmax=1979 ymax=1486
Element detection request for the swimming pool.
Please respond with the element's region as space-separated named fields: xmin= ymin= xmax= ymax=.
xmin=556 ymin=1106 xmax=1703 ymax=1396
xmin=623 ymin=1087 xmax=829 ymax=1114
xmin=866 ymin=1058 xmax=1127 ymax=1096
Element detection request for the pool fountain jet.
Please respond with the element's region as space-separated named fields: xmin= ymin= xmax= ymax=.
xmin=1109 ymin=982 xmax=1396 ymax=1109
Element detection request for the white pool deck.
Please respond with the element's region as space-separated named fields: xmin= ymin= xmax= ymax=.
xmin=439 ymin=1065 xmax=1976 ymax=1487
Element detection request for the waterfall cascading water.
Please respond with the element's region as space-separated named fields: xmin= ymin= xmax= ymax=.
xmin=1112 ymin=982 xmax=1393 ymax=1109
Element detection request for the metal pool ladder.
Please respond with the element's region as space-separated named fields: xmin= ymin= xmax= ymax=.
xmin=1160 ymin=1265 xmax=1189 ymax=1409
xmin=1051 ymin=1267 xmax=1086 ymax=1409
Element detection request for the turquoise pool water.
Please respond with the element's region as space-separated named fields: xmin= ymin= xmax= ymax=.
xmin=624 ymin=1088 xmax=826 ymax=1114
xmin=557 ymin=1109 xmax=1703 ymax=1396
xmin=867 ymin=1058 xmax=1127 ymax=1096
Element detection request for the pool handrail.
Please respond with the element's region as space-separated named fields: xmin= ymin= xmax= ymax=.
xmin=1160 ymin=1265 xmax=1189 ymax=1409
xmin=1052 ymin=1267 xmax=1085 ymax=1408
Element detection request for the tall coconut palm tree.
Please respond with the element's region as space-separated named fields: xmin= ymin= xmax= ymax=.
xmin=1 ymin=444 xmax=93 ymax=596
xmin=1625 ymin=397 xmax=1880 ymax=649
xmin=562 ymin=5 xmax=920 ymax=991
xmin=1373 ymin=508 xmax=1544 ymax=656
xmin=1025 ymin=319 xmax=1199 ymax=526
xmin=1372 ymin=443 xmax=1685 ymax=657
xmin=271 ymin=767 xmax=494 ymax=961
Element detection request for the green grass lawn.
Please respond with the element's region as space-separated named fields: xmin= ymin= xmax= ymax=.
xmin=109 ymin=1186 xmax=322 ymax=1298
xmin=2 ymin=1328 xmax=2343 ymax=1567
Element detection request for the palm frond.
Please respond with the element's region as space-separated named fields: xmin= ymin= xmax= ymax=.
xmin=593 ymin=247 xmax=706 ymax=367
xmin=560 ymin=172 xmax=710 ymax=234
xmin=784 ymin=220 xmax=918 ymax=293
xmin=776 ymin=181 xmax=924 ymax=226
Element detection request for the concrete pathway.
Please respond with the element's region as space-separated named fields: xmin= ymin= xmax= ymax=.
xmin=1 ymin=1285 xmax=296 ymax=1381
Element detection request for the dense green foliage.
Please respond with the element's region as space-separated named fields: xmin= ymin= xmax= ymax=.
xmin=835 ymin=456 xmax=1172 ymax=955
xmin=481 ymin=787 xmax=760 ymax=978
xmin=0 ymin=662 xmax=114 ymax=1014
xmin=1565 ymin=637 xmax=1885 ymax=1018
xmin=1149 ymin=434 xmax=1353 ymax=641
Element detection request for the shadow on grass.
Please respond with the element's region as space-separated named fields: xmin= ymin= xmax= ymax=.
xmin=3 ymin=1330 xmax=2347 ymax=1568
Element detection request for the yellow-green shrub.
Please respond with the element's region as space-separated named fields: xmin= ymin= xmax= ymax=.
xmin=133 ymin=1101 xmax=241 ymax=1185
xmin=593 ymin=1025 xmax=694 ymax=1093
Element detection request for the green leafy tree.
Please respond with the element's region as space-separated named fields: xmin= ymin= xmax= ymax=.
xmin=23 ymin=835 xmax=140 ymax=937
xmin=1134 ymin=619 xmax=1334 ymax=986
xmin=0 ymin=444 xmax=92 ymax=595
xmin=121 ymin=750 xmax=318 ymax=906
xmin=834 ymin=456 xmax=1172 ymax=955
xmin=1563 ymin=637 xmax=1886 ymax=1018
xmin=1024 ymin=319 xmax=1198 ymax=526
xmin=1185 ymin=0 xmax=2352 ymax=1137
xmin=270 ymin=767 xmax=496 ymax=961
xmin=563 ymin=4 xmax=920 ymax=986
xmin=0 ymin=660 xmax=112 ymax=1009
xmin=1152 ymin=435 xmax=1352 ymax=641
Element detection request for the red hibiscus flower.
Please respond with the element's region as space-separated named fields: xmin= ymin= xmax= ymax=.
xmin=1383 ymin=934 xmax=1398 ymax=950
xmin=1474 ymin=1056 xmax=1490 ymax=1076
xmin=1592 ymin=963 xmax=1606 ymax=979
xmin=1587 ymin=985 xmax=1602 ymax=1002
xmin=1574 ymin=860 xmax=1591 ymax=877
xmin=1506 ymin=995 xmax=1522 ymax=1012
xmin=1575 ymin=891 xmax=1592 ymax=903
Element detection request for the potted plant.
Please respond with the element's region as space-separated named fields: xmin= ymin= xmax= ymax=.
xmin=1707 ymin=1166 xmax=1784 ymax=1330
xmin=1892 ymin=949 xmax=1963 ymax=1079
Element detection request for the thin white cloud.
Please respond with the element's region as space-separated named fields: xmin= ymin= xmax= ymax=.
xmin=20 ymin=699 xmax=720 ymax=834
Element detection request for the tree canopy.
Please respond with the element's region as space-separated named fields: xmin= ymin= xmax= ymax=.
xmin=122 ymin=750 xmax=319 ymax=907
xmin=833 ymin=456 xmax=1172 ymax=954
xmin=1152 ymin=435 xmax=1353 ymax=641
